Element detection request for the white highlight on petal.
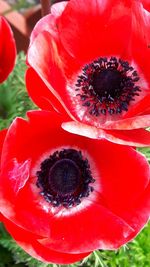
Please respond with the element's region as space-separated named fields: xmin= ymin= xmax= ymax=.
xmin=8 ymin=159 xmax=31 ymax=194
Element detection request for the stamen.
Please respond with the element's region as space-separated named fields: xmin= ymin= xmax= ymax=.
xmin=76 ymin=57 xmax=141 ymax=116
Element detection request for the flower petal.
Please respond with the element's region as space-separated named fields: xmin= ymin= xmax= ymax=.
xmin=0 ymin=128 xmax=7 ymax=222
xmin=130 ymin=2 xmax=150 ymax=84
xmin=0 ymin=129 xmax=7 ymax=156
xmin=26 ymin=68 xmax=67 ymax=114
xmin=141 ymin=0 xmax=150 ymax=13
xmin=0 ymin=17 xmax=16 ymax=83
xmin=1 ymin=215 xmax=90 ymax=264
xmin=113 ymin=182 xmax=150 ymax=244
xmin=102 ymin=114 xmax=150 ymax=130
xmin=62 ymin=121 xmax=150 ymax=147
xmin=38 ymin=202 xmax=134 ymax=253
xmin=27 ymin=30 xmax=80 ymax=120
xmin=123 ymin=94 xmax=150 ymax=119
xmin=57 ymin=0 xmax=133 ymax=63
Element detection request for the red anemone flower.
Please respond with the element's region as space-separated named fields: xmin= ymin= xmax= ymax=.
xmin=0 ymin=16 xmax=16 ymax=83
xmin=0 ymin=110 xmax=150 ymax=264
xmin=26 ymin=0 xmax=150 ymax=147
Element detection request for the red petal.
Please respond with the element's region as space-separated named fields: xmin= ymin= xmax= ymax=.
xmin=102 ymin=114 xmax=150 ymax=130
xmin=27 ymin=32 xmax=67 ymax=110
xmin=0 ymin=17 xmax=16 ymax=83
xmin=26 ymin=68 xmax=67 ymax=114
xmin=2 ymin=215 xmax=90 ymax=264
xmin=62 ymin=121 xmax=150 ymax=147
xmin=57 ymin=0 xmax=132 ymax=63
xmin=0 ymin=129 xmax=7 ymax=156
xmin=141 ymin=0 xmax=150 ymax=12
xmin=130 ymin=2 xmax=150 ymax=84
xmin=27 ymin=31 xmax=80 ymax=120
xmin=0 ymin=128 xmax=7 ymax=221
xmin=123 ymin=94 xmax=150 ymax=119
xmin=39 ymin=202 xmax=134 ymax=253
xmin=116 ymin=183 xmax=150 ymax=241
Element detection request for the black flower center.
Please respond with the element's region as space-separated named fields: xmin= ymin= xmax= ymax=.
xmin=36 ymin=149 xmax=95 ymax=208
xmin=76 ymin=57 xmax=141 ymax=116
xmin=49 ymin=159 xmax=80 ymax=195
xmin=92 ymin=69 xmax=122 ymax=99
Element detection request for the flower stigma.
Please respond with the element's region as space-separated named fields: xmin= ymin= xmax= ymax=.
xmin=36 ymin=149 xmax=95 ymax=208
xmin=76 ymin=57 xmax=141 ymax=116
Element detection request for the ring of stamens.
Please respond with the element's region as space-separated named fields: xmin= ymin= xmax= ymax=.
xmin=75 ymin=57 xmax=141 ymax=116
xmin=36 ymin=149 xmax=95 ymax=208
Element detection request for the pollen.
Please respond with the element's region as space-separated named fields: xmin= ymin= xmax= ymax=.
xmin=75 ymin=57 xmax=141 ymax=116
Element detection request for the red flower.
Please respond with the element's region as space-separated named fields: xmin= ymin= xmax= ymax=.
xmin=26 ymin=0 xmax=150 ymax=147
xmin=0 ymin=16 xmax=16 ymax=83
xmin=0 ymin=110 xmax=150 ymax=264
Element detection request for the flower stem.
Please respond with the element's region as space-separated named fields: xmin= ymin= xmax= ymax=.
xmin=40 ymin=0 xmax=51 ymax=16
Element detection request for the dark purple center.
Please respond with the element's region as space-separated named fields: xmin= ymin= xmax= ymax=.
xmin=76 ymin=57 xmax=141 ymax=116
xmin=36 ymin=149 xmax=95 ymax=208
xmin=49 ymin=159 xmax=80 ymax=196
xmin=92 ymin=69 xmax=122 ymax=99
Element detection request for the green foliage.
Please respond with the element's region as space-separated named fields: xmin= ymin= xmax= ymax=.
xmin=138 ymin=147 xmax=150 ymax=162
xmin=0 ymin=53 xmax=150 ymax=267
xmin=7 ymin=0 xmax=39 ymax=12
xmin=0 ymin=52 xmax=36 ymax=130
